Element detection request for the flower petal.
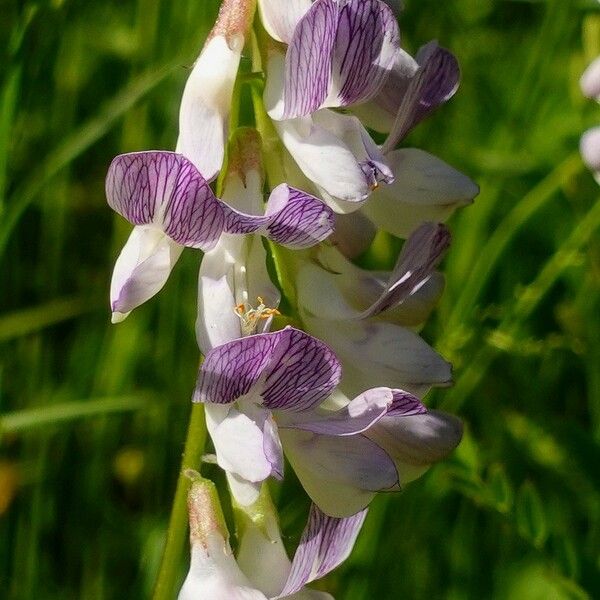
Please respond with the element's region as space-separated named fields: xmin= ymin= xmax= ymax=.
xmin=279 ymin=387 xmax=393 ymax=436
xmin=257 ymin=0 xmax=312 ymax=43
xmin=179 ymin=533 xmax=268 ymax=600
xmin=358 ymin=222 xmax=450 ymax=319
xmin=580 ymin=56 xmax=600 ymax=102
xmin=581 ymin=126 xmax=600 ymax=175
xmin=383 ymin=42 xmax=460 ymax=152
xmin=329 ymin=210 xmax=377 ymax=259
xmin=303 ymin=316 xmax=451 ymax=398
xmin=366 ymin=409 xmax=463 ymax=485
xmin=110 ymin=226 xmax=184 ymax=321
xmin=276 ymin=504 xmax=366 ymax=598
xmin=263 ymin=184 xmax=335 ymax=248
xmin=176 ymin=34 xmax=244 ymax=181
xmin=280 ymin=0 xmax=400 ymax=119
xmin=260 ymin=328 xmax=342 ymax=411
xmin=106 ymin=151 xmax=224 ymax=249
xmin=205 ymin=404 xmax=273 ymax=483
xmin=363 ymin=149 xmax=479 ymax=238
xmin=195 ymin=328 xmax=341 ymax=412
xmin=282 ymin=427 xmax=396 ymax=517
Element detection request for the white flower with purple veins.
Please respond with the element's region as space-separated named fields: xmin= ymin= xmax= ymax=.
xmin=194 ymin=326 xmax=461 ymax=517
xmin=106 ymin=151 xmax=333 ymax=323
xmin=259 ymin=0 xmax=478 ymax=249
xmin=580 ymin=55 xmax=600 ymax=180
xmin=299 ymin=222 xmax=453 ymax=399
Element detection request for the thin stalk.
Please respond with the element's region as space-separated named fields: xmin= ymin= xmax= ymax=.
xmin=152 ymin=403 xmax=207 ymax=600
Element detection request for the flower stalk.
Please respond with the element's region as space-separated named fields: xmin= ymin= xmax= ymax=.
xmin=152 ymin=403 xmax=207 ymax=600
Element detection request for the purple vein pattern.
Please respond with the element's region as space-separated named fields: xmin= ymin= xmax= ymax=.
xmin=282 ymin=0 xmax=399 ymax=119
xmin=359 ymin=222 xmax=451 ymax=319
xmin=106 ymin=152 xmax=334 ymax=251
xmin=195 ymin=328 xmax=341 ymax=412
xmin=277 ymin=504 xmax=367 ymax=598
xmin=387 ymin=390 xmax=428 ymax=417
xmin=385 ymin=44 xmax=460 ymax=151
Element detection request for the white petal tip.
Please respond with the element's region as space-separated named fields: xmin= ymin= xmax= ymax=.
xmin=111 ymin=311 xmax=129 ymax=324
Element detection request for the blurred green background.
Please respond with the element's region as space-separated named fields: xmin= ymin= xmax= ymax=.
xmin=1 ymin=0 xmax=599 ymax=598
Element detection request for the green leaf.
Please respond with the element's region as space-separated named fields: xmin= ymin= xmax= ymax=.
xmin=515 ymin=481 xmax=548 ymax=548
xmin=486 ymin=463 xmax=513 ymax=513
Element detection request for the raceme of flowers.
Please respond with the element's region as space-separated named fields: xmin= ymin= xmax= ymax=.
xmin=104 ymin=1 xmax=479 ymax=598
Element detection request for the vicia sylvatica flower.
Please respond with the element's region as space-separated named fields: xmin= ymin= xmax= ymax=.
xmin=236 ymin=487 xmax=365 ymax=599
xmin=106 ymin=150 xmax=333 ymax=323
xmin=177 ymin=0 xmax=256 ymax=181
xmin=195 ymin=326 xmax=460 ymax=517
xmin=580 ymin=55 xmax=600 ymax=179
xmin=299 ymin=222 xmax=453 ymax=399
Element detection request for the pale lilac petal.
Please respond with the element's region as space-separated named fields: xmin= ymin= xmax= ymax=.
xmin=205 ymin=404 xmax=273 ymax=483
xmin=277 ymin=504 xmax=367 ymax=598
xmin=260 ymin=328 xmax=341 ymax=412
xmin=366 ymin=409 xmax=463 ymax=485
xmin=264 ymin=185 xmax=335 ymax=248
xmin=281 ymin=0 xmax=400 ymax=118
xmin=195 ymin=328 xmax=341 ymax=412
xmin=281 ymin=428 xmax=397 ymax=517
xmin=106 ymin=151 xmax=224 ymax=249
xmin=263 ymin=416 xmax=284 ymax=480
xmin=581 ymin=126 xmax=600 ymax=174
xmin=363 ymin=149 xmax=479 ymax=239
xmin=279 ymin=387 xmax=393 ymax=436
xmin=580 ymin=56 xmax=600 ymax=101
xmin=303 ymin=317 xmax=452 ymax=398
xmin=226 ymin=472 xmax=262 ymax=507
xmin=383 ymin=43 xmax=460 ymax=153
xmin=387 ymin=390 xmax=427 ymax=416
xmin=358 ymin=222 xmax=450 ymax=319
xmin=257 ymin=0 xmax=312 ymax=43
xmin=110 ymin=226 xmax=184 ymax=320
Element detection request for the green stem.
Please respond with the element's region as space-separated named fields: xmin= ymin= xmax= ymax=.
xmin=152 ymin=402 xmax=207 ymax=600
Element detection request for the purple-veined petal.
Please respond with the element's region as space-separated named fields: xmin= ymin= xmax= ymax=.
xmin=581 ymin=126 xmax=600 ymax=175
xmin=383 ymin=42 xmax=460 ymax=153
xmin=205 ymin=404 xmax=273 ymax=483
xmin=195 ymin=328 xmax=341 ymax=412
xmin=366 ymin=409 xmax=462 ymax=486
xmin=257 ymin=0 xmax=313 ymax=44
xmin=280 ymin=0 xmax=400 ymax=119
xmin=195 ymin=331 xmax=281 ymax=405
xmin=281 ymin=427 xmax=397 ymax=517
xmin=276 ymin=504 xmax=367 ymax=598
xmin=260 ymin=328 xmax=341 ymax=412
xmin=264 ymin=184 xmax=334 ymax=248
xmin=363 ymin=148 xmax=479 ymax=238
xmin=278 ymin=387 xmax=393 ymax=436
xmin=277 ymin=0 xmax=338 ymax=120
xmin=358 ymin=222 xmax=450 ymax=319
xmin=387 ymin=390 xmax=427 ymax=416
xmin=106 ymin=151 xmax=224 ymax=249
xmin=110 ymin=226 xmax=184 ymax=321
xmin=324 ymin=0 xmax=400 ymax=108
xmin=580 ymin=56 xmax=600 ymax=102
